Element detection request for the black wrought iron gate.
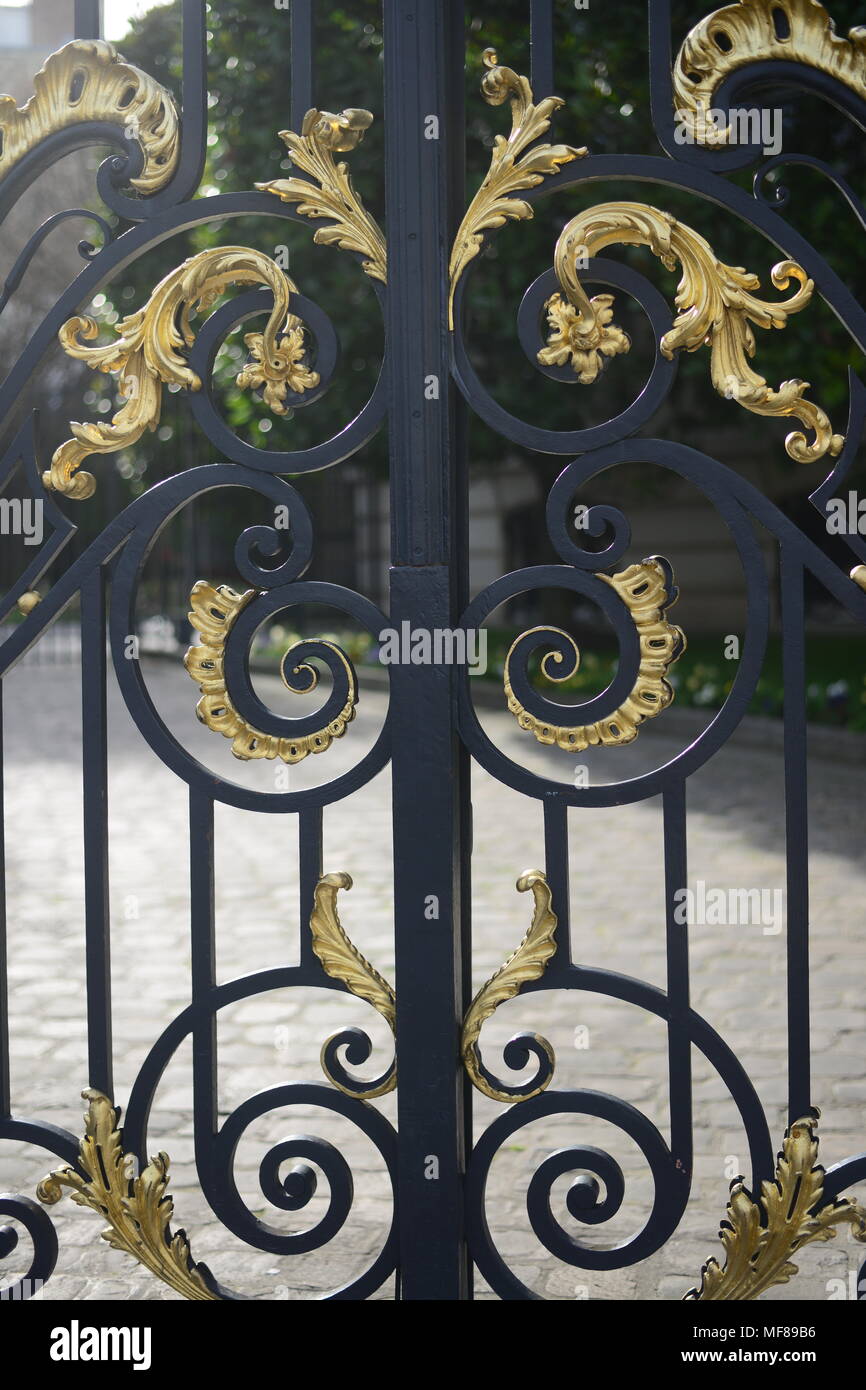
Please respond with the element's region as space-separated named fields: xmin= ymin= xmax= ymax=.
xmin=1 ymin=0 xmax=865 ymax=1302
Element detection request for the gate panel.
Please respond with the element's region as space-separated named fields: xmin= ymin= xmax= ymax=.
xmin=0 ymin=0 xmax=863 ymax=1305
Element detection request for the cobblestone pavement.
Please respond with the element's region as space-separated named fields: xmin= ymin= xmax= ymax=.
xmin=0 ymin=657 xmax=863 ymax=1302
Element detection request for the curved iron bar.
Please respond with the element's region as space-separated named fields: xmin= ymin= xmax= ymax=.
xmin=116 ymin=966 xmax=397 ymax=1299
xmin=0 ymin=1192 xmax=59 ymax=1300
xmin=0 ymin=415 xmax=76 ymax=623
xmin=754 ymin=151 xmax=866 ymax=236
xmin=0 ymin=208 xmax=114 ymax=317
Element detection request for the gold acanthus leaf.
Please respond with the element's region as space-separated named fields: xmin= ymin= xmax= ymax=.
xmin=448 ymin=47 xmax=586 ymax=329
xmin=673 ymin=0 xmax=866 ymax=147
xmin=685 ymin=1113 xmax=866 ymax=1300
xmin=505 ymin=558 xmax=686 ymax=752
xmin=256 ymin=108 xmax=386 ymax=283
xmin=47 ymin=247 xmax=320 ymax=499
xmin=540 ymin=202 xmax=844 ymax=463
xmin=310 ymin=872 xmax=397 ymax=1099
xmin=184 ymin=582 xmax=358 ymax=764
xmin=461 ymin=870 xmax=558 ymax=1103
xmin=0 ymin=40 xmax=178 ymax=194
xmin=37 ymin=1089 xmax=219 ymax=1300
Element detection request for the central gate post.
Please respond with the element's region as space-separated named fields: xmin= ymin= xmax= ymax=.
xmin=383 ymin=0 xmax=472 ymax=1298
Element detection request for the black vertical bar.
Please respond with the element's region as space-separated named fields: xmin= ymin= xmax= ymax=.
xmin=298 ymin=805 xmax=322 ymax=970
xmin=74 ymin=0 xmax=102 ymax=40
xmin=663 ymin=780 xmax=691 ymax=1181
xmin=384 ymin=0 xmax=470 ymax=1299
xmin=780 ymin=550 xmax=810 ymax=1121
xmin=190 ymin=787 xmax=217 ymax=1132
xmin=81 ymin=568 xmax=112 ymax=1097
xmin=0 ymin=684 xmax=8 ymax=1119
xmin=530 ymin=0 xmax=555 ymax=100
xmin=449 ymin=14 xmax=473 ymax=1298
xmin=290 ymin=0 xmax=315 ymax=133
xmin=543 ymin=796 xmax=571 ymax=970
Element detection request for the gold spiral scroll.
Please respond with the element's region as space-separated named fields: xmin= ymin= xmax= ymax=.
xmin=0 ymin=40 xmax=179 ymax=194
xmin=461 ymin=870 xmax=558 ymax=1104
xmin=184 ymin=582 xmax=358 ymax=764
xmin=674 ymin=0 xmax=866 ymax=147
xmin=504 ymin=557 xmax=686 ymax=753
xmin=538 ymin=202 xmax=844 ymax=464
xmin=684 ymin=1112 xmax=866 ymax=1300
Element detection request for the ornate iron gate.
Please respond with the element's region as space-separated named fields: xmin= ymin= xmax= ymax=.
xmin=0 ymin=0 xmax=865 ymax=1302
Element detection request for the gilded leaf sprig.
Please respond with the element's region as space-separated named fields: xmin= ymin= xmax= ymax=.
xmin=256 ymin=109 xmax=386 ymax=283
xmin=310 ymin=872 xmax=397 ymax=1099
xmin=684 ymin=1113 xmax=866 ymax=1300
xmin=448 ymin=48 xmax=586 ymax=328
xmin=461 ymin=870 xmax=557 ymax=1103
xmin=37 ymin=1089 xmax=219 ymax=1300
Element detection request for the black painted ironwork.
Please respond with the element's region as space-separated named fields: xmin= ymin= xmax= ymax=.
xmin=0 ymin=0 xmax=863 ymax=1302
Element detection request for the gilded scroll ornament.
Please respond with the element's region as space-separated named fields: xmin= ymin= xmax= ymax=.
xmin=184 ymin=582 xmax=357 ymax=763
xmin=46 ymin=247 xmax=320 ymax=499
xmin=310 ymin=872 xmax=397 ymax=1099
xmin=674 ymin=0 xmax=866 ymax=146
xmin=256 ymin=108 xmax=386 ymax=283
xmin=448 ymin=48 xmax=586 ymax=329
xmin=505 ymin=557 xmax=685 ymax=752
xmin=37 ymin=1089 xmax=219 ymax=1300
xmin=0 ymin=40 xmax=178 ymax=194
xmin=684 ymin=1113 xmax=866 ymax=1300
xmin=539 ymin=203 xmax=843 ymax=464
xmin=461 ymin=870 xmax=557 ymax=1103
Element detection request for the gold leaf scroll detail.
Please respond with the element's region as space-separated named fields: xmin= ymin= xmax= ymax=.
xmin=674 ymin=0 xmax=866 ymax=146
xmin=461 ymin=870 xmax=557 ymax=1103
xmin=184 ymin=582 xmax=357 ymax=764
xmin=37 ymin=1089 xmax=219 ymax=1300
xmin=0 ymin=40 xmax=178 ymax=194
xmin=504 ymin=557 xmax=685 ymax=752
xmin=684 ymin=1113 xmax=866 ymax=1300
xmin=539 ymin=202 xmax=844 ymax=464
xmin=448 ymin=47 xmax=586 ymax=330
xmin=310 ymin=872 xmax=397 ymax=1099
xmin=256 ymin=108 xmax=386 ymax=283
xmin=46 ymin=247 xmax=320 ymax=499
